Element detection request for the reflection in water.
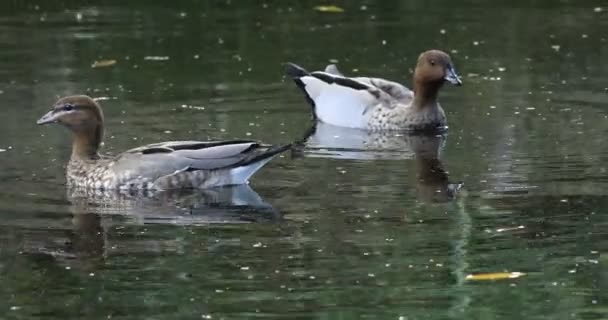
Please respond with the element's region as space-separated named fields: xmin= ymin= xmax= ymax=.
xmin=296 ymin=123 xmax=462 ymax=202
xmin=19 ymin=186 xmax=279 ymax=271
xmin=67 ymin=184 xmax=279 ymax=225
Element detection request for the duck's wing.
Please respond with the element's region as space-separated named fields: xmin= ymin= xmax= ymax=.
xmin=124 ymin=140 xmax=290 ymax=170
xmin=286 ymin=62 xmax=396 ymax=128
xmin=353 ymin=77 xmax=413 ymax=103
xmin=324 ymin=64 xmax=344 ymax=76
xmin=112 ymin=140 xmax=290 ymax=186
xmin=323 ymin=64 xmax=412 ymax=103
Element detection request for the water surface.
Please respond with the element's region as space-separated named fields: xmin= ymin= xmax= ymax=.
xmin=0 ymin=1 xmax=606 ymax=319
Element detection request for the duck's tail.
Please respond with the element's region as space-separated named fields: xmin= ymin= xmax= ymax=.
xmin=285 ymin=63 xmax=317 ymax=114
xmin=228 ymin=144 xmax=291 ymax=185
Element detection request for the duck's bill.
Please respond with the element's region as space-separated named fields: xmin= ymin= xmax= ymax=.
xmin=445 ymin=65 xmax=462 ymax=86
xmin=36 ymin=110 xmax=57 ymax=125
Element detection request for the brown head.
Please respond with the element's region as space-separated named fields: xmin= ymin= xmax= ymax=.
xmin=412 ymin=50 xmax=461 ymax=107
xmin=37 ymin=95 xmax=105 ymax=159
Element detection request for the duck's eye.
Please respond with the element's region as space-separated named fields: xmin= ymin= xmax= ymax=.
xmin=429 ymin=60 xmax=436 ymax=66
xmin=63 ymin=104 xmax=75 ymax=111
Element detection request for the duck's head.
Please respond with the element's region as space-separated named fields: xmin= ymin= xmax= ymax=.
xmin=37 ymin=95 xmax=104 ymax=131
xmin=37 ymin=95 xmax=105 ymax=159
xmin=414 ymin=50 xmax=462 ymax=87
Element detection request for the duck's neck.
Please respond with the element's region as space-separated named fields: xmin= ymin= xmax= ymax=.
xmin=412 ymin=80 xmax=442 ymax=110
xmin=71 ymin=124 xmax=103 ymax=161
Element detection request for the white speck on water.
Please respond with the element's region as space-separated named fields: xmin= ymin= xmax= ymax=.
xmin=368 ymin=273 xmax=375 ymax=277
xmin=0 ymin=148 xmax=6 ymax=152
xmin=164 ymin=130 xmax=172 ymax=134
xmin=588 ymin=259 xmax=598 ymax=264
xmin=385 ymin=263 xmax=391 ymax=267
xmin=201 ymin=315 xmax=212 ymax=319
xmin=246 ymin=132 xmax=252 ymax=136
xmin=473 ymin=41 xmax=479 ymax=46
xmin=144 ymin=56 xmax=169 ymax=61
xmin=10 ymin=306 xmax=21 ymax=311
xmin=89 ymin=273 xmax=95 ymax=277
xmin=440 ymin=29 xmax=446 ymax=34
xmin=568 ymin=269 xmax=577 ymax=273
xmin=582 ymin=34 xmax=588 ymax=39
xmin=489 ymin=105 xmax=496 ymax=109
xmin=498 ymin=67 xmax=506 ymax=72
xmin=381 ymin=40 xmax=387 ymax=45
xmin=551 ymin=45 xmax=561 ymax=52
xmin=75 ymin=12 xmax=83 ymax=21
xmin=240 ymin=266 xmax=250 ymax=271
xmin=218 ymin=37 xmax=224 ymax=44
xmin=215 ymin=289 xmax=224 ymax=293
xmin=193 ymin=54 xmax=200 ymax=59
xmin=252 ymin=242 xmax=262 ymax=248
xmin=309 ymin=275 xmax=316 ymax=280
xmin=594 ymin=7 xmax=602 ymax=12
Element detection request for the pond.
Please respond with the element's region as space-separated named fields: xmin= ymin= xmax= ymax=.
xmin=0 ymin=1 xmax=606 ymax=319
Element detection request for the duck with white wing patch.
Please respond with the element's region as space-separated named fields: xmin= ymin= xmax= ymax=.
xmin=286 ymin=49 xmax=462 ymax=132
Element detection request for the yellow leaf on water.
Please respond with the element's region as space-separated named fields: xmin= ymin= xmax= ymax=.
xmin=314 ymin=5 xmax=345 ymax=13
xmin=91 ymin=59 xmax=117 ymax=68
xmin=465 ymin=272 xmax=526 ymax=281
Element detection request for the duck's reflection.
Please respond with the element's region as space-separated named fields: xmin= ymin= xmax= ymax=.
xmin=295 ymin=122 xmax=462 ymax=202
xmin=19 ymin=185 xmax=279 ymax=270
xmin=67 ymin=184 xmax=280 ymax=225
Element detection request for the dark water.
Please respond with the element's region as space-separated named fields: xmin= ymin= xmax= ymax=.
xmin=0 ymin=1 xmax=606 ymax=319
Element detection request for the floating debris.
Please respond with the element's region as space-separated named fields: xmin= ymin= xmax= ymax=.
xmin=496 ymin=225 xmax=525 ymax=232
xmin=181 ymin=104 xmax=205 ymax=111
xmin=0 ymin=148 xmax=6 ymax=152
xmin=144 ymin=56 xmax=170 ymax=61
xmin=314 ymin=5 xmax=344 ymax=13
xmin=91 ymin=59 xmax=116 ymax=68
xmin=466 ymin=272 xmax=526 ymax=281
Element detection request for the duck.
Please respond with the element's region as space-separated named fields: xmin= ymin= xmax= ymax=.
xmin=37 ymin=95 xmax=291 ymax=191
xmin=286 ymin=49 xmax=462 ymax=132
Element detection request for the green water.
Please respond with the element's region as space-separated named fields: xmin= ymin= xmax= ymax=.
xmin=0 ymin=1 xmax=606 ymax=319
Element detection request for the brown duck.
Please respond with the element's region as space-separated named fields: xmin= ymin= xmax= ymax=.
xmin=37 ymin=95 xmax=290 ymax=190
xmin=286 ymin=50 xmax=462 ymax=131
